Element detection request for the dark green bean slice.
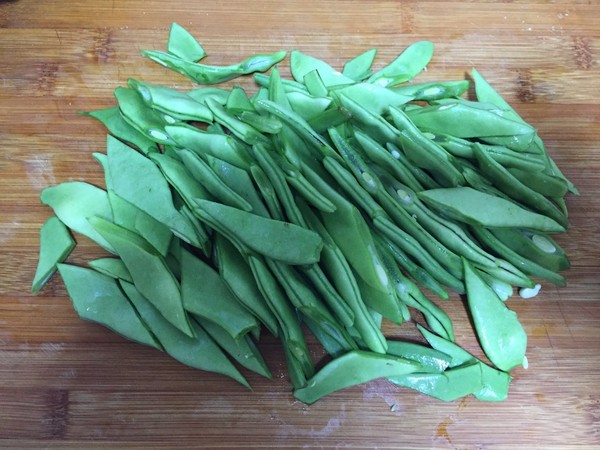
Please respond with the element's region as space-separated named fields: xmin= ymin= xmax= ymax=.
xmin=490 ymin=228 xmax=570 ymax=272
xmin=82 ymin=107 xmax=158 ymax=155
xmin=386 ymin=142 xmax=441 ymax=190
xmin=31 ymin=216 xmax=76 ymax=293
xmin=473 ymin=144 xmax=569 ymax=229
xmin=239 ymin=111 xmax=282 ymax=134
xmin=193 ymin=199 xmax=323 ymax=265
xmin=385 ymin=340 xmax=451 ymax=373
xmin=128 ymin=78 xmax=213 ymax=123
xmin=355 ymin=269 xmax=404 ymax=325
xmin=40 ymin=181 xmax=115 ymax=253
xmin=90 ymin=216 xmax=194 ymax=337
xmin=368 ymin=41 xmax=434 ymax=86
xmin=58 ymin=264 xmax=160 ymax=349
xmin=121 ymin=280 xmax=250 ymax=388
xmin=181 ymin=248 xmax=259 ymax=340
xmin=165 ymin=124 xmax=253 ymax=170
xmin=463 ymin=258 xmax=527 ymax=372
xmin=114 ymin=87 xmax=175 ymax=145
xmin=166 ymin=22 xmax=206 ymax=62
xmin=293 ymin=350 xmax=421 ymax=404
xmin=342 ymin=48 xmax=377 ymax=81
xmin=106 ymin=136 xmax=202 ymax=247
xmin=471 ymin=226 xmax=566 ymax=286
xmin=250 ymin=165 xmax=285 ymax=221
xmin=213 ymin=234 xmax=279 ymax=336
xmin=142 ymin=49 xmax=287 ymax=85
xmin=88 ymin=257 xmax=133 ymax=283
xmin=391 ymin=80 xmax=469 ymax=101
xmin=418 ymin=187 xmax=565 ymax=233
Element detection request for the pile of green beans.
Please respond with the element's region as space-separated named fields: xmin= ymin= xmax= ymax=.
xmin=32 ymin=23 xmax=576 ymax=405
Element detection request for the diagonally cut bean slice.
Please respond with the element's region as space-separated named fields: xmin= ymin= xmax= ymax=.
xmin=31 ymin=216 xmax=76 ymax=293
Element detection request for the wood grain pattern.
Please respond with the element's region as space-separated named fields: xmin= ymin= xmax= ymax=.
xmin=1 ymin=0 xmax=598 ymax=447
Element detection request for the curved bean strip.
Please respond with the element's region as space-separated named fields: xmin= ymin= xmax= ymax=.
xmin=290 ymin=50 xmax=355 ymax=87
xmin=342 ymin=48 xmax=377 ymax=81
xmin=368 ymin=41 xmax=434 ymax=87
xmin=142 ymin=49 xmax=287 ymax=85
xmin=335 ymin=82 xmax=413 ymax=116
xmin=507 ymin=167 xmax=569 ymax=198
xmin=166 ymin=22 xmax=206 ymax=62
xmin=253 ymin=72 xmax=309 ymax=94
xmin=88 ymin=257 xmax=133 ymax=283
xmin=391 ymin=80 xmax=469 ymax=101
xmin=249 ymin=165 xmax=285 ymax=221
xmin=386 ymin=142 xmax=441 ymax=190
xmin=206 ymin=98 xmax=271 ymax=146
xmin=58 ymin=264 xmax=160 ymax=349
xmin=294 ymin=350 xmax=421 ymax=404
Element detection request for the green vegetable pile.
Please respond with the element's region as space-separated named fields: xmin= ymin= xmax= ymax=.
xmin=32 ymin=23 xmax=576 ymax=404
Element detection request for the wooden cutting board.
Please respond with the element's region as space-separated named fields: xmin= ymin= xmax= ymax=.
xmin=1 ymin=0 xmax=598 ymax=447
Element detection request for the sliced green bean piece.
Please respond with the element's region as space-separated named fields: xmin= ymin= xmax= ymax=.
xmin=477 ymin=271 xmax=513 ymax=301
xmin=175 ymin=149 xmax=252 ymax=212
xmin=196 ymin=316 xmax=271 ymax=379
xmin=388 ymin=106 xmax=464 ymax=187
xmin=303 ymin=69 xmax=330 ymax=98
xmin=129 ymin=78 xmax=213 ymax=123
xmin=114 ymin=87 xmax=174 ymax=145
xmin=213 ymin=233 xmax=279 ymax=336
xmin=294 ymin=350 xmax=421 ymax=404
xmin=205 ymin=154 xmax=270 ymax=218
xmin=90 ymin=216 xmax=194 ymax=337
xmin=226 ymin=85 xmax=255 ymax=114
xmin=121 ymin=280 xmax=250 ymax=388
xmin=106 ymin=136 xmax=202 ymax=247
xmin=253 ymin=72 xmax=308 ymax=94
xmin=335 ymin=82 xmax=412 ymax=115
xmin=181 ymin=247 xmax=259 ymax=340
xmin=142 ymin=49 xmax=287 ymax=85
xmin=471 ymin=226 xmax=566 ymax=286
xmin=58 ymin=264 xmax=160 ymax=349
xmin=408 ymin=101 xmax=536 ymax=152
xmin=389 ymin=361 xmax=486 ymax=402
xmin=297 ymin=197 xmax=387 ymax=354
xmin=417 ymin=324 xmax=512 ymax=401
xmin=40 ymin=181 xmax=115 ymax=253
xmin=88 ymin=257 xmax=133 ymax=283
xmin=355 ymin=269 xmax=404 ymax=325
xmin=83 ymin=107 xmax=158 ymax=155
xmin=342 ymin=48 xmax=377 ymax=81
xmin=281 ymin=160 xmax=336 ymax=213
xmin=418 ymin=187 xmax=565 ymax=233
xmin=385 ymin=340 xmax=451 ymax=373
xmin=247 ymin=255 xmax=314 ymax=380
xmin=386 ymin=142 xmax=441 ymax=190
xmin=463 ymin=258 xmax=527 ymax=372
xmin=193 ymin=199 xmax=323 ymax=265
xmin=490 ymin=228 xmax=570 ymax=272
xmin=473 ymin=144 xmax=569 ymax=229
xmin=392 ymin=80 xmax=469 ymax=101
xmin=250 ymin=165 xmax=285 ymax=221
xmin=165 ymin=124 xmax=253 ymax=170
xmin=108 ymin=192 xmax=174 ymax=257
xmin=368 ymin=41 xmax=434 ymax=86
xmin=287 ymin=91 xmax=332 ymax=122
xmin=187 ymin=86 xmax=230 ymax=104
xmin=239 ymin=111 xmax=282 ymax=134
xmin=31 ymin=216 xmax=76 ymax=293
xmin=507 ymin=167 xmax=569 ymax=198
xmin=290 ymin=50 xmax=355 ymax=87
xmin=206 ymin=98 xmax=271 ymax=146
xmin=166 ymin=22 xmax=206 ymax=62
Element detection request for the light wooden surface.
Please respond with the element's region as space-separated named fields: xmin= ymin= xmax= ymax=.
xmin=1 ymin=1 xmax=599 ymax=448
